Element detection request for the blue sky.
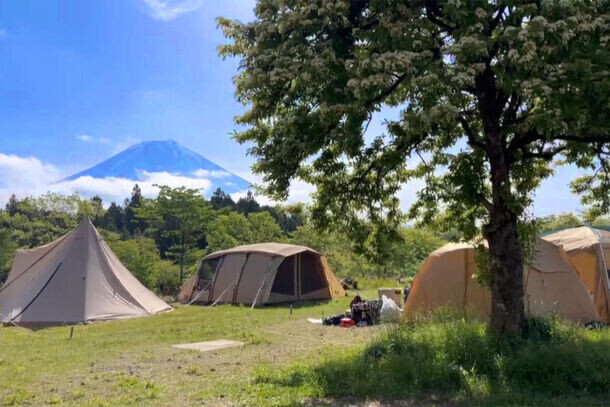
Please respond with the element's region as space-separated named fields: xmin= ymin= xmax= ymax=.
xmin=0 ymin=0 xmax=255 ymax=174
xmin=0 ymin=0 xmax=585 ymax=215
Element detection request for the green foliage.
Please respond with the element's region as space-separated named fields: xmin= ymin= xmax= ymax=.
xmin=248 ymin=211 xmax=283 ymax=242
xmin=537 ymin=212 xmax=584 ymax=234
xmin=206 ymin=212 xmax=252 ymax=252
xmin=101 ymin=231 xmax=180 ymax=295
xmin=0 ymin=187 xmax=444 ymax=293
xmin=210 ymin=187 xmax=235 ymax=210
xmin=290 ymin=223 xmax=443 ymax=278
xmin=0 ymin=229 xmax=17 ymax=283
xmin=135 ymin=186 xmax=214 ymax=281
xmin=386 ymin=228 xmax=445 ymax=277
xmin=231 ymin=315 xmax=610 ymax=405
xmin=206 ymin=211 xmax=283 ymax=253
xmin=289 ymin=222 xmax=367 ymax=277
xmin=219 ymin=0 xmax=610 ymax=247
xmin=77 ymin=196 xmax=104 ymax=224
xmin=0 ymin=193 xmax=79 ymax=249
xmin=593 ymin=216 xmax=610 ymax=227
xmin=235 ymin=190 xmax=261 ymax=215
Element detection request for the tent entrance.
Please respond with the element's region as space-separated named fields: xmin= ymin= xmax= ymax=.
xmin=269 ymin=252 xmax=329 ymax=302
xmin=271 ymin=255 xmax=295 ymax=298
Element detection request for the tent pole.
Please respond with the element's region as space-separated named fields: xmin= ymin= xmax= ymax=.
xmin=188 ymin=257 xmax=223 ymax=305
xmin=211 ymin=255 xmax=250 ymax=307
xmin=251 ymin=260 xmax=274 ymax=309
xmin=210 ymin=275 xmax=241 ymax=307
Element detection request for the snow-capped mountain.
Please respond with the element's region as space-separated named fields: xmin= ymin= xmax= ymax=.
xmin=62 ymin=140 xmax=250 ymax=194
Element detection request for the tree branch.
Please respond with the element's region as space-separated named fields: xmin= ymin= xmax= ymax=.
xmin=366 ymin=73 xmax=408 ymax=106
xmin=458 ymin=115 xmax=486 ymax=151
xmin=424 ymin=0 xmax=454 ymax=32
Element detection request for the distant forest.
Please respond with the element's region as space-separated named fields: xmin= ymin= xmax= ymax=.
xmin=1 ymin=185 xmax=608 ymax=297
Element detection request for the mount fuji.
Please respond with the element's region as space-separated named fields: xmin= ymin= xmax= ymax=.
xmin=62 ymin=140 xmax=251 ymax=195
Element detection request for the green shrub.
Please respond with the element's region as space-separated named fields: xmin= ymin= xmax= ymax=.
xmin=149 ymin=260 xmax=181 ymax=296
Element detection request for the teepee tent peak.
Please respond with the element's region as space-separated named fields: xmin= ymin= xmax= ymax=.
xmin=0 ymin=219 xmax=171 ymax=326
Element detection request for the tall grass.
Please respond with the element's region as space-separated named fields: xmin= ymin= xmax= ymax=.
xmin=237 ymin=314 xmax=610 ymax=405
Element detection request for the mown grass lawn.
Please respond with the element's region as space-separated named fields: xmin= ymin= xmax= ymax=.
xmin=2 ymin=289 xmax=610 ymax=407
xmin=0 ymin=289 xmax=382 ymax=406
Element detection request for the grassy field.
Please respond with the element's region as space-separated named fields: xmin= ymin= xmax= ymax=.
xmin=0 ymin=289 xmax=383 ymax=406
xmin=2 ymin=287 xmax=610 ymax=406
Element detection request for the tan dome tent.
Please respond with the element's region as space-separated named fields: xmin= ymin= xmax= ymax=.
xmin=179 ymin=243 xmax=345 ymax=306
xmin=404 ymin=239 xmax=600 ymax=324
xmin=542 ymin=226 xmax=610 ymax=323
xmin=0 ymin=219 xmax=172 ymax=327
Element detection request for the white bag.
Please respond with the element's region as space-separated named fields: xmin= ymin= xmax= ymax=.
xmin=380 ymin=294 xmax=403 ymax=322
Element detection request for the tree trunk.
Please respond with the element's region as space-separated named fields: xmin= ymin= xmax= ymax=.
xmin=483 ymin=128 xmax=525 ymax=335
xmin=476 ymin=62 xmax=525 ymax=335
xmin=483 ymin=204 xmax=525 ymax=335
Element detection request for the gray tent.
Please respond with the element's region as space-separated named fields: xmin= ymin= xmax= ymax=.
xmin=178 ymin=243 xmax=345 ymax=306
xmin=0 ymin=219 xmax=171 ymax=326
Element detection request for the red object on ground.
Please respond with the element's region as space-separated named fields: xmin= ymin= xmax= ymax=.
xmin=339 ymin=318 xmax=355 ymax=328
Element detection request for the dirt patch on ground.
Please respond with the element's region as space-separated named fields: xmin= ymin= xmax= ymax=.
xmin=52 ymin=318 xmax=387 ymax=406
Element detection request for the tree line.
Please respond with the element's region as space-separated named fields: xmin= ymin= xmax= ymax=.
xmin=2 ymin=185 xmax=606 ymax=298
xmin=0 ymin=186 xmax=445 ymax=296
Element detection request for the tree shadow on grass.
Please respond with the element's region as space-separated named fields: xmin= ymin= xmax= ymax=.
xmin=251 ymin=317 xmax=610 ymax=406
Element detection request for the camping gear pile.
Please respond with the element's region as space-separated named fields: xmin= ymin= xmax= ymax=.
xmin=340 ymin=277 xmax=358 ymax=290
xmin=321 ymin=292 xmax=403 ymax=327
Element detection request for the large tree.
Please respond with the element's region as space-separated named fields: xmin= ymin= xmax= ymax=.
xmin=220 ymin=0 xmax=610 ymax=334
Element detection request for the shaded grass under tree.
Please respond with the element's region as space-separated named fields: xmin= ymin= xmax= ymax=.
xmin=223 ymin=313 xmax=610 ymax=406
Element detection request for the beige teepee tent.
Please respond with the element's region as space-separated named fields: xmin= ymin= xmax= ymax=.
xmin=0 ymin=219 xmax=171 ymax=326
xmin=542 ymin=226 xmax=610 ymax=323
xmin=179 ymin=243 xmax=345 ymax=306
xmin=404 ymin=239 xmax=600 ymax=324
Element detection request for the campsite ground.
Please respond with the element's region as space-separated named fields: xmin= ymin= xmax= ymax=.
xmin=2 ymin=286 xmax=610 ymax=407
xmin=0 ymin=289 xmax=383 ymax=406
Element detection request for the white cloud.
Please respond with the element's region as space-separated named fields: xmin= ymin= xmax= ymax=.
xmin=76 ymin=134 xmax=111 ymax=144
xmin=193 ymin=169 xmax=231 ymax=179
xmin=141 ymin=0 xmax=204 ymax=21
xmin=0 ymin=154 xmax=213 ymax=206
xmin=0 ymin=153 xmax=587 ymax=217
xmin=0 ymin=153 xmax=60 ymax=204
xmin=52 ymin=171 xmax=213 ymax=201
xmin=230 ymin=177 xmax=316 ymax=207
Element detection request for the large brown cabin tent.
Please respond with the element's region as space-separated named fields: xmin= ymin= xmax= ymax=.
xmin=179 ymin=243 xmax=345 ymax=306
xmin=404 ymin=239 xmax=600 ymax=324
xmin=0 ymin=219 xmax=171 ymax=326
xmin=542 ymin=226 xmax=610 ymax=323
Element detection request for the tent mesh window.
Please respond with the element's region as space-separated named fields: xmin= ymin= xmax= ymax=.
xmin=271 ymin=256 xmax=295 ymax=295
xmin=197 ymin=258 xmax=220 ymax=290
xmin=300 ymin=252 xmax=326 ymax=294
